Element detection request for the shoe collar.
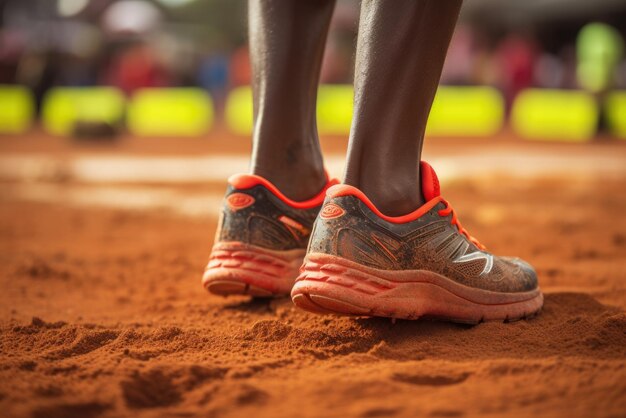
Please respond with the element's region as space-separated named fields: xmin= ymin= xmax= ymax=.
xmin=228 ymin=172 xmax=339 ymax=209
xmin=326 ymin=161 xmax=443 ymax=224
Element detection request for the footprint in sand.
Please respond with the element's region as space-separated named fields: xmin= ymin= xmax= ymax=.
xmin=120 ymin=365 xmax=228 ymax=409
xmin=360 ymin=407 xmax=400 ymax=417
xmin=48 ymin=329 xmax=119 ymax=359
xmin=214 ymin=383 xmax=270 ymax=410
xmin=121 ymin=369 xmax=183 ymax=409
xmin=31 ymin=402 xmax=110 ymax=418
xmin=391 ymin=371 xmax=471 ymax=386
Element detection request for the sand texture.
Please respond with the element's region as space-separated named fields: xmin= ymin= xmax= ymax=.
xmin=1 ymin=140 xmax=625 ymax=418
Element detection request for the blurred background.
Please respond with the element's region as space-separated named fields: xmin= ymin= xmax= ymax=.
xmin=3 ymin=5 xmax=626 ymax=418
xmin=0 ymin=0 xmax=625 ymax=141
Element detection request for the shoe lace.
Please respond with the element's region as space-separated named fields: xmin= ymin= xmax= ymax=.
xmin=437 ymin=199 xmax=485 ymax=250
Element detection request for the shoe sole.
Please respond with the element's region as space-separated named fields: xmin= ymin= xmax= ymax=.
xmin=291 ymin=253 xmax=544 ymax=323
xmin=203 ymin=242 xmax=305 ymax=297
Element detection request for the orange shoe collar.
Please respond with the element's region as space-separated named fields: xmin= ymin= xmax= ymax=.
xmin=228 ymin=173 xmax=339 ymax=209
xmin=327 ymin=184 xmax=443 ymax=224
xmin=326 ymin=161 xmax=443 ymax=224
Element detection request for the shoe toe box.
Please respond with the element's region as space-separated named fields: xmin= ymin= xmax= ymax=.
xmin=501 ymin=256 xmax=539 ymax=292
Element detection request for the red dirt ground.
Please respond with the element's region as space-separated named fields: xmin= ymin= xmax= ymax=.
xmin=1 ymin=136 xmax=625 ymax=418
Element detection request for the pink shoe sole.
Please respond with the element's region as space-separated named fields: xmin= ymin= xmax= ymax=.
xmin=203 ymin=242 xmax=305 ymax=297
xmin=291 ymin=253 xmax=543 ymax=323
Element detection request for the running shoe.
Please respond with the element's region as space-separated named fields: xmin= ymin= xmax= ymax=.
xmin=203 ymin=173 xmax=338 ymax=297
xmin=291 ymin=162 xmax=543 ymax=323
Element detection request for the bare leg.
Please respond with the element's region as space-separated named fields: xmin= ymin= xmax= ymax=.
xmin=344 ymin=0 xmax=463 ymax=215
xmin=248 ymin=0 xmax=335 ymax=200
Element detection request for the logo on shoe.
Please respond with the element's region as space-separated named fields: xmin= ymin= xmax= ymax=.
xmin=226 ymin=193 xmax=255 ymax=211
xmin=320 ymin=203 xmax=345 ymax=219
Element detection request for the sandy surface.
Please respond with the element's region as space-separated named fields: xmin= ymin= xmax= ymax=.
xmin=1 ymin=138 xmax=626 ymax=418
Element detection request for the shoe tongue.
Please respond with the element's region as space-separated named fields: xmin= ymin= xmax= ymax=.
xmin=420 ymin=161 xmax=440 ymax=202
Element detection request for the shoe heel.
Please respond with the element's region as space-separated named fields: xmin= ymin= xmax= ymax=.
xmin=203 ymin=242 xmax=305 ymax=297
xmin=291 ymin=256 xmax=390 ymax=316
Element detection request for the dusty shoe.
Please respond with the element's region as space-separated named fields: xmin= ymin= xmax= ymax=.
xmin=203 ymin=173 xmax=338 ymax=297
xmin=291 ymin=162 xmax=543 ymax=323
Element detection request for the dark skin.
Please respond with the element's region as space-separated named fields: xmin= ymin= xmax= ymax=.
xmin=249 ymin=0 xmax=463 ymax=215
xmin=248 ymin=0 xmax=334 ymax=200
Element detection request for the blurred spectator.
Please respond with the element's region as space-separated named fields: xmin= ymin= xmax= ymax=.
xmin=534 ymin=52 xmax=564 ymax=89
xmin=558 ymin=45 xmax=579 ymax=89
xmin=0 ymin=28 xmax=24 ymax=83
xmin=1 ymin=0 xmax=626 ymax=127
xmin=320 ymin=34 xmax=351 ymax=84
xmin=198 ymin=52 xmax=230 ymax=117
xmin=441 ymin=25 xmax=475 ymax=85
xmin=576 ymin=22 xmax=624 ymax=93
xmin=320 ymin=2 xmax=357 ymax=84
xmin=495 ymin=31 xmax=538 ymax=110
xmin=104 ymin=43 xmax=171 ymax=95
xmin=230 ymin=45 xmax=251 ymax=87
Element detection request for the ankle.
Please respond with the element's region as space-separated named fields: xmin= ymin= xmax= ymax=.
xmin=252 ymin=161 xmax=327 ymax=202
xmin=345 ymin=170 xmax=425 ymax=216
xmin=365 ymin=186 xmax=425 ymax=216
